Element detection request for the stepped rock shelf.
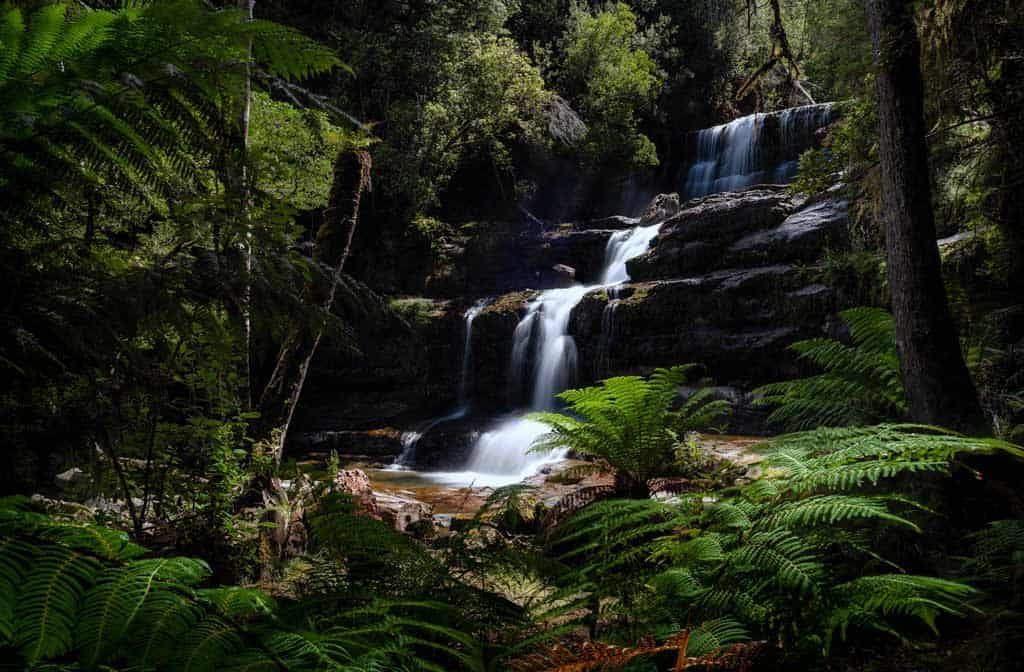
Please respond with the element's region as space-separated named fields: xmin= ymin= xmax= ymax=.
xmin=293 ymin=104 xmax=847 ymax=484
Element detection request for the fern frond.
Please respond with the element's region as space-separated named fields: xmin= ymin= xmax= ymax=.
xmin=828 ymin=574 xmax=978 ymax=644
xmin=76 ymin=557 xmax=209 ymax=668
xmin=198 ymin=587 xmax=276 ymax=621
xmin=684 ymin=617 xmax=750 ymax=657
xmin=754 ymin=308 xmax=905 ymax=430
xmin=13 ymin=545 xmax=100 ymax=663
xmin=173 ymin=615 xmax=244 ymax=672
xmin=757 ymin=495 xmax=920 ymax=531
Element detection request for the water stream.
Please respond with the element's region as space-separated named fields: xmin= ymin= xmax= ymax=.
xmin=426 ymin=222 xmax=664 ymax=487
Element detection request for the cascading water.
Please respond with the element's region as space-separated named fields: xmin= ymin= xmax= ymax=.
xmin=683 ymin=103 xmax=835 ymax=199
xmin=414 ymin=103 xmax=835 ymax=487
xmin=391 ymin=298 xmax=487 ymax=468
xmin=597 ymin=292 xmax=621 ymax=377
xmin=431 ymin=222 xmax=665 ymax=486
xmin=458 ymin=298 xmax=488 ymax=405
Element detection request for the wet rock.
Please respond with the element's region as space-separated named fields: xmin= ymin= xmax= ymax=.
xmin=639 ymin=193 xmax=682 ymax=225
xmin=572 ymin=214 xmax=641 ymax=231
xmin=521 ymin=228 xmax=616 ymax=284
xmin=627 ymin=187 xmax=797 ymax=281
xmin=295 ymin=296 xmax=464 ymax=435
xmin=679 ymin=386 xmax=772 ymax=436
xmin=551 ymin=264 xmax=576 ymax=288
xmin=728 ymin=196 xmax=848 ymax=266
xmin=571 ymin=265 xmax=836 ymax=387
xmin=408 ymin=416 xmax=484 ymax=469
xmin=293 ymin=429 xmax=405 ymax=463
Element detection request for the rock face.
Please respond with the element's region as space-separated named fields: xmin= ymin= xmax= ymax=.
xmin=570 ymin=266 xmax=835 ymax=387
xmin=626 ymin=187 xmax=798 ymax=280
xmin=294 ymin=184 xmax=852 ymax=462
xmin=291 ymin=430 xmax=406 ymax=463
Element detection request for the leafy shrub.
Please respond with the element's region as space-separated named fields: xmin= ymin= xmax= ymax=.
xmin=0 ymin=495 xmax=496 ymax=671
xmin=557 ymin=1 xmax=663 ymax=167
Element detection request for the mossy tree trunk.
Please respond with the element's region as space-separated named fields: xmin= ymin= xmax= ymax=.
xmin=256 ymin=148 xmax=372 ymax=462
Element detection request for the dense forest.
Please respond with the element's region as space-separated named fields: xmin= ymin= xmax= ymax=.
xmin=2 ymin=0 xmax=1024 ymax=670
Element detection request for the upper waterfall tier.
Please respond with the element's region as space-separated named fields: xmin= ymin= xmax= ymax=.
xmin=683 ymin=103 xmax=836 ymax=199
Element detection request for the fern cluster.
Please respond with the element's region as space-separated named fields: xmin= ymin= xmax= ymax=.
xmin=548 ymin=425 xmax=1023 ymax=664
xmin=0 ymin=1 xmax=340 ymax=212
xmin=0 ymin=495 xmax=499 ymax=671
xmin=755 ymin=307 xmax=906 ymax=430
xmin=529 ymin=365 xmax=731 ymax=497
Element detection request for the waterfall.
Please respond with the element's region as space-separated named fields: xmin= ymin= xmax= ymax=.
xmin=391 ymin=299 xmax=487 ymax=468
xmin=458 ymin=298 xmax=488 ymax=405
xmin=683 ymin=103 xmax=835 ymax=199
xmin=447 ymin=221 xmax=664 ymax=484
xmin=597 ymin=294 xmax=620 ymax=377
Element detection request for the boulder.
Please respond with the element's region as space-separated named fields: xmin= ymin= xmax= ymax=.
xmin=375 ymin=492 xmax=433 ymax=533
xmin=331 ymin=469 xmax=381 ymax=519
xmin=54 ymin=467 xmax=85 ymax=490
xmin=639 ymin=192 xmax=682 ymax=225
xmin=627 ymin=187 xmax=798 ymax=281
xmin=551 ymin=264 xmax=576 ymax=287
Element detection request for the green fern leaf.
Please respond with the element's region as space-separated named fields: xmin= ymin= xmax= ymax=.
xmin=13 ymin=545 xmax=100 ymax=663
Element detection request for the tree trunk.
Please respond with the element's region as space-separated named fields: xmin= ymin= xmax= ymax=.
xmin=239 ymin=0 xmax=255 ymax=411
xmin=256 ymin=148 xmax=372 ymax=462
xmin=866 ymin=0 xmax=987 ymax=434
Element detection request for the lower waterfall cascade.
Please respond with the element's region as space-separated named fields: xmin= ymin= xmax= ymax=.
xmin=427 ymin=222 xmax=665 ymax=487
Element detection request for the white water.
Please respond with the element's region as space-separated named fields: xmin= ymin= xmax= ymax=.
xmin=683 ymin=103 xmax=835 ymax=198
xmin=391 ymin=299 xmax=487 ymax=468
xmin=390 ymin=406 xmax=468 ymax=468
xmin=458 ymin=298 xmax=488 ymax=405
xmin=429 ymin=220 xmax=664 ymax=487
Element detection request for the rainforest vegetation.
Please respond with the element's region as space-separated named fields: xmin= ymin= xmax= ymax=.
xmin=2 ymin=0 xmax=1024 ymax=670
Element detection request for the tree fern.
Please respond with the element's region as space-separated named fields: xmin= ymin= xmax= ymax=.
xmin=76 ymin=557 xmax=210 ymax=669
xmin=530 ymin=365 xmax=731 ymax=497
xmin=12 ymin=545 xmax=100 ymax=663
xmin=755 ymin=307 xmax=906 ymax=430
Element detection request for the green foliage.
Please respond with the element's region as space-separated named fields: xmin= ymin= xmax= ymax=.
xmin=411 ymin=33 xmax=549 ymax=208
xmin=550 ymin=424 xmax=1022 ymax=662
xmin=0 ymin=1 xmax=340 ymax=211
xmin=0 ymin=497 xmax=504 ymax=671
xmin=755 ymin=307 xmax=905 ymax=431
xmin=557 ymin=2 xmax=663 ymax=166
xmin=529 ymin=365 xmax=730 ymax=497
xmin=249 ymin=92 xmax=346 ymax=211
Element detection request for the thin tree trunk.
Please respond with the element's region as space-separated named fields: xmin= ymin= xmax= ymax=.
xmin=866 ymin=0 xmax=987 ymax=434
xmin=257 ymin=148 xmax=372 ymax=462
xmin=239 ymin=0 xmax=255 ymax=411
